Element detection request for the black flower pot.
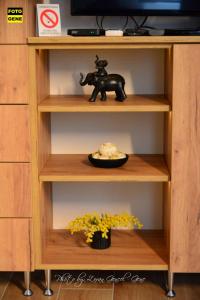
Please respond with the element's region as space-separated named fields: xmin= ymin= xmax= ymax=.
xmin=90 ymin=230 xmax=111 ymax=249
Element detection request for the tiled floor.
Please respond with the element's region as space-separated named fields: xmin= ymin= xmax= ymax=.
xmin=0 ymin=271 xmax=199 ymax=300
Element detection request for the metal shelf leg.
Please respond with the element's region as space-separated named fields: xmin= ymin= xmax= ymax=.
xmin=166 ymin=271 xmax=176 ymax=298
xmin=23 ymin=272 xmax=33 ymax=296
xmin=44 ymin=270 xmax=53 ymax=296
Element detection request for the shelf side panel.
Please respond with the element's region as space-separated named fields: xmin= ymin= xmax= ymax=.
xmin=170 ymin=44 xmax=200 ymax=272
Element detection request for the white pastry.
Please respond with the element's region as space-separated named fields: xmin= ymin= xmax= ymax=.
xmin=98 ymin=142 xmax=118 ymax=157
xmin=92 ymin=143 xmax=126 ymax=160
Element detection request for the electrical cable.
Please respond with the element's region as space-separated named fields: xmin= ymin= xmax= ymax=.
xmin=129 ymin=16 xmax=139 ymax=29
xmin=97 ymin=16 xmax=129 ymax=31
xmin=96 ymin=16 xmax=101 ymax=29
xmin=122 ymin=16 xmax=129 ymax=30
xmin=140 ymin=16 xmax=148 ymax=28
xmin=96 ymin=15 xmax=154 ymax=34
xmin=100 ymin=16 xmax=105 ymax=30
xmin=128 ymin=16 xmax=158 ymax=35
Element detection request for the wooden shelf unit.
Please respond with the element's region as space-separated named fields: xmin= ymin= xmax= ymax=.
xmin=28 ymin=36 xmax=200 ymax=46
xmin=29 ymin=38 xmax=173 ymax=271
xmin=40 ymin=154 xmax=169 ymax=182
xmin=41 ymin=230 xmax=168 ymax=270
xmin=38 ymin=95 xmax=170 ymax=112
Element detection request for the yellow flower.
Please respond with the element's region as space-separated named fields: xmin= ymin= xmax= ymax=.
xmin=66 ymin=212 xmax=143 ymax=243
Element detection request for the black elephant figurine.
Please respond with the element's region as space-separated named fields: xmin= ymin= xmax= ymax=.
xmin=79 ymin=56 xmax=127 ymax=102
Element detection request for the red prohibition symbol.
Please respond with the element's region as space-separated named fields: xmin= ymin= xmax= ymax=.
xmin=40 ymin=9 xmax=59 ymax=28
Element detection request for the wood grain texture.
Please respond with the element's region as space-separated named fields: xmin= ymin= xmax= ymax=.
xmin=38 ymin=95 xmax=170 ymax=112
xmin=172 ymin=274 xmax=200 ymax=300
xmin=27 ymin=0 xmax=38 ymax=41
xmin=41 ymin=183 xmax=52 ymax=234
xmin=40 ymin=182 xmax=53 ymax=265
xmin=38 ymin=112 xmax=51 ymax=171
xmin=114 ymin=280 xmax=165 ymax=300
xmin=41 ymin=230 xmax=168 ymax=270
xmin=164 ymin=48 xmax=173 ymax=103
xmin=164 ymin=47 xmax=173 ymax=172
xmin=114 ymin=275 xmax=200 ymax=300
xmin=0 ymin=0 xmax=36 ymax=44
xmin=0 ymin=219 xmax=31 ymax=271
xmin=28 ymin=36 xmax=200 ymax=45
xmin=0 ymin=163 xmax=31 ymax=217
xmin=39 ymin=154 xmax=169 ymax=182
xmin=36 ymin=50 xmax=49 ymax=104
xmin=163 ymin=48 xmax=172 ymax=257
xmin=0 ymin=46 xmax=28 ymax=103
xmin=170 ymin=45 xmax=200 ymax=272
xmin=0 ymin=106 xmax=30 ymax=162
xmin=163 ymin=182 xmax=171 ymax=260
xmin=59 ymin=289 xmax=113 ymax=300
xmin=61 ymin=282 xmax=113 ymax=290
xmin=164 ymin=112 xmax=172 ymax=172
xmin=29 ymin=46 xmax=42 ymax=268
xmin=0 ymin=272 xmax=12 ymax=298
xmin=36 ymin=50 xmax=50 ymax=170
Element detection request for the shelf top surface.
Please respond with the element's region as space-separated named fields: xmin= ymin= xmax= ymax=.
xmin=39 ymin=95 xmax=170 ymax=112
xmin=40 ymin=154 xmax=169 ymax=182
xmin=28 ymin=36 xmax=200 ymax=45
xmin=42 ymin=229 xmax=168 ymax=270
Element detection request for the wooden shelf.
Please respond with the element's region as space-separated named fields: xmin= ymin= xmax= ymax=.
xmin=28 ymin=36 xmax=200 ymax=46
xmin=41 ymin=229 xmax=168 ymax=270
xmin=40 ymin=154 xmax=169 ymax=182
xmin=38 ymin=95 xmax=170 ymax=112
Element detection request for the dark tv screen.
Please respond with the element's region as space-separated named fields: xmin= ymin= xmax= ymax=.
xmin=71 ymin=0 xmax=200 ymax=16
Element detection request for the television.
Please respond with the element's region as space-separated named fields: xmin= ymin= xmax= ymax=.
xmin=71 ymin=0 xmax=200 ymax=16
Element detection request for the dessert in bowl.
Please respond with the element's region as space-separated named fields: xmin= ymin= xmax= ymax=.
xmin=88 ymin=143 xmax=128 ymax=168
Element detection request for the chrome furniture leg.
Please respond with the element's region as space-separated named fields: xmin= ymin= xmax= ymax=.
xmin=44 ymin=270 xmax=53 ymax=296
xmin=23 ymin=271 xmax=33 ymax=296
xmin=166 ymin=271 xmax=176 ymax=298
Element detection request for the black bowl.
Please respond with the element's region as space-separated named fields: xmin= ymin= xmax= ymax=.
xmin=88 ymin=154 xmax=129 ymax=168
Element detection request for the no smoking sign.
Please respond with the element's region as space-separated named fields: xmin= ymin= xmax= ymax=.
xmin=37 ymin=4 xmax=61 ymax=36
xmin=41 ymin=9 xmax=58 ymax=29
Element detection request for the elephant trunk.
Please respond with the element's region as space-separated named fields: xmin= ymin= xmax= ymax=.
xmin=79 ymin=73 xmax=87 ymax=86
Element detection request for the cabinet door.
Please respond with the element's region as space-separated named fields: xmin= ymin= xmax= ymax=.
xmin=0 ymin=0 xmax=36 ymax=44
xmin=0 ymin=106 xmax=30 ymax=162
xmin=0 ymin=46 xmax=28 ymax=104
xmin=171 ymin=44 xmax=200 ymax=272
xmin=0 ymin=219 xmax=31 ymax=271
xmin=0 ymin=163 xmax=31 ymax=217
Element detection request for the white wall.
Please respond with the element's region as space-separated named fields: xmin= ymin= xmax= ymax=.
xmin=53 ymin=183 xmax=163 ymax=229
xmin=48 ymin=0 xmax=198 ymax=230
